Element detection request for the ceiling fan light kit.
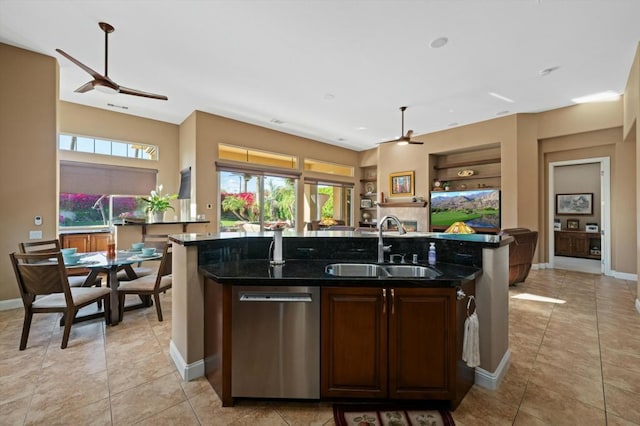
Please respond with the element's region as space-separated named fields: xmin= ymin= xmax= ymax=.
xmin=378 ymin=106 xmax=424 ymax=145
xmin=56 ymin=22 xmax=168 ymax=101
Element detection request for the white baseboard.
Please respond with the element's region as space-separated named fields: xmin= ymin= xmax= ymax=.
xmin=612 ymin=271 xmax=638 ymax=281
xmin=531 ymin=263 xmax=545 ymax=270
xmin=0 ymin=298 xmax=22 ymax=311
xmin=475 ymin=349 xmax=511 ymax=390
xmin=170 ymin=340 xmax=205 ymax=381
xmin=636 ymin=299 xmax=640 ymax=315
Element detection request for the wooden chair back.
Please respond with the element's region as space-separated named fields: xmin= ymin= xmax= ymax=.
xmin=19 ymin=239 xmax=61 ymax=257
xmin=143 ymin=234 xmax=170 ymax=251
xmin=155 ymin=243 xmax=172 ymax=289
xmin=10 ymin=252 xmax=72 ymax=305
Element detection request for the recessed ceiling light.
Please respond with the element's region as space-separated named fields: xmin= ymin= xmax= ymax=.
xmin=324 ymin=93 xmax=335 ymax=101
xmin=429 ymin=37 xmax=448 ymax=49
xmin=571 ymin=91 xmax=620 ymax=104
xmin=496 ymin=110 xmax=510 ymax=116
xmin=356 ymin=126 xmax=367 ymax=131
xmin=270 ymin=118 xmax=285 ymax=124
xmin=539 ymin=66 xmax=560 ymax=76
xmin=337 ymin=137 xmax=347 ymax=142
xmin=488 ymin=92 xmax=515 ymax=103
xmin=448 ymin=122 xmax=459 ymax=127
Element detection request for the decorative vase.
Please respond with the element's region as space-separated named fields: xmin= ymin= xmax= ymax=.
xmin=153 ymin=211 xmax=164 ymax=222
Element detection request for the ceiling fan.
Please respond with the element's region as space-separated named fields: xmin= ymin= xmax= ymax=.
xmin=378 ymin=106 xmax=423 ymax=145
xmin=56 ymin=22 xmax=168 ymax=100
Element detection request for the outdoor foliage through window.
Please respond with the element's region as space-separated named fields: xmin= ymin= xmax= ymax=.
xmin=219 ymin=172 xmax=296 ymax=232
xmin=59 ymin=193 xmax=146 ymax=227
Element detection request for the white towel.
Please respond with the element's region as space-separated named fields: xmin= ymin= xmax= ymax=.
xmin=462 ymin=311 xmax=480 ymax=368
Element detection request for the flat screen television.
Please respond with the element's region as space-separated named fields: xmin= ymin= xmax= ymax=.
xmin=430 ymin=189 xmax=501 ymax=233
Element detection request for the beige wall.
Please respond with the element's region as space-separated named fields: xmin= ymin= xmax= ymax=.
xmin=624 ymin=44 xmax=640 ymax=299
xmin=58 ymin=101 xmax=181 ymax=200
xmin=185 ymin=111 xmax=360 ymax=231
xmin=0 ymin=44 xmax=58 ymax=301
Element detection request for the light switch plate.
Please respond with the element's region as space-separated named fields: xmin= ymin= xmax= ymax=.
xmin=29 ymin=230 xmax=43 ymax=240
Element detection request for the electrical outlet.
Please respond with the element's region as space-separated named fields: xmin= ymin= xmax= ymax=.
xmin=29 ymin=230 xmax=43 ymax=240
xmin=206 ymin=204 xmax=213 ymax=209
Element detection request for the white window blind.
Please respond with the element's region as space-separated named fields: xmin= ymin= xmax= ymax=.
xmin=60 ymin=161 xmax=157 ymax=195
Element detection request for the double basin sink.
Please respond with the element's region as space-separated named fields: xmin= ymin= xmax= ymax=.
xmin=325 ymin=263 xmax=442 ymax=279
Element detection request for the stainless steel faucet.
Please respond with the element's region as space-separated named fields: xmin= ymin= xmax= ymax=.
xmin=378 ymin=215 xmax=406 ymax=263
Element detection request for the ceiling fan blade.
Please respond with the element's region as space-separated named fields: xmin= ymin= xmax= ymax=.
xmin=55 ymin=49 xmax=103 ymax=80
xmin=407 ymin=140 xmax=424 ymax=145
xmin=74 ymin=81 xmax=95 ymax=93
xmin=118 ymin=86 xmax=168 ymax=100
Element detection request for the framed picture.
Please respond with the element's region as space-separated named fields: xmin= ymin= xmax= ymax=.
xmin=360 ymin=199 xmax=373 ymax=208
xmin=554 ymin=220 xmax=561 ymax=231
xmin=566 ymin=219 xmax=580 ymax=230
xmin=389 ymin=171 xmax=415 ymax=197
xmin=555 ymin=193 xmax=594 ymax=215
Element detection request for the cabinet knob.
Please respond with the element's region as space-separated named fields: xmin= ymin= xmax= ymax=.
xmin=456 ymin=288 xmax=466 ymax=300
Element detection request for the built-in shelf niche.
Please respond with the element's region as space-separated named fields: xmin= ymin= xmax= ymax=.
xmin=431 ymin=144 xmax=501 ymax=191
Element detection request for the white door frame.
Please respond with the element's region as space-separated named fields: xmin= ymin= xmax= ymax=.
xmin=547 ymin=157 xmax=611 ymax=275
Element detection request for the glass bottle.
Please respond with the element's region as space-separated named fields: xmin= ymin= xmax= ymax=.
xmin=106 ymin=228 xmax=116 ymax=261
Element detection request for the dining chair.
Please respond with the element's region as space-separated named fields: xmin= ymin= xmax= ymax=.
xmin=116 ymin=235 xmax=168 ymax=281
xmin=9 ymin=252 xmax=111 ymax=350
xmin=19 ymin=239 xmax=103 ymax=289
xmin=117 ymin=243 xmax=172 ymax=322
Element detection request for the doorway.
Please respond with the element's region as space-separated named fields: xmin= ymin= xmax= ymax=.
xmin=547 ymin=157 xmax=611 ymax=275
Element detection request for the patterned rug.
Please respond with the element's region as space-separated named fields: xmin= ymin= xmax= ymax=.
xmin=333 ymin=404 xmax=455 ymax=426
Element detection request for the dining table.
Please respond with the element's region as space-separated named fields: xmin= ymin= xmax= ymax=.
xmin=66 ymin=250 xmax=162 ymax=325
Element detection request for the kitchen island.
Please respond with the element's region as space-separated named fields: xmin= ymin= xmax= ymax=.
xmin=169 ymin=231 xmax=512 ymax=407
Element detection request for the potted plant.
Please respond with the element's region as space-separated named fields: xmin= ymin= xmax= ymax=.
xmin=139 ymin=185 xmax=178 ymax=222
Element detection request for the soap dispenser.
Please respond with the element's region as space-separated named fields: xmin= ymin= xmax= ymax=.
xmin=428 ymin=242 xmax=437 ymax=265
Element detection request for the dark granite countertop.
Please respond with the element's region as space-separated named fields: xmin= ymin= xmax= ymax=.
xmin=200 ymin=259 xmax=481 ymax=288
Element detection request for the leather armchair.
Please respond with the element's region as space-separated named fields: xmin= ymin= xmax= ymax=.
xmin=502 ymin=228 xmax=538 ymax=285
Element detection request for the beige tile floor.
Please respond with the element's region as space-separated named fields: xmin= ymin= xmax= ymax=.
xmin=1 ymin=268 xmax=639 ymax=425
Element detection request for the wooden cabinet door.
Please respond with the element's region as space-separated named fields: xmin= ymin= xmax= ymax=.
xmin=321 ymin=287 xmax=387 ymax=399
xmin=388 ymin=288 xmax=452 ymax=400
xmin=555 ymin=232 xmax=572 ymax=256
xmin=60 ymin=234 xmax=90 ymax=253
xmin=90 ymin=233 xmax=110 ymax=252
xmin=572 ymin=234 xmax=589 ymax=257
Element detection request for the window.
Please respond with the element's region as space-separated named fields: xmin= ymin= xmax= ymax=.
xmin=218 ymin=144 xmax=297 ymax=169
xmin=59 ymin=161 xmax=157 ymax=228
xmin=304 ymin=159 xmax=354 ymax=177
xmin=218 ymin=168 xmax=298 ymax=232
xmin=59 ymin=134 xmax=158 ymax=160
xmin=303 ymin=179 xmax=353 ymax=226
xmin=59 ymin=194 xmax=145 ymax=227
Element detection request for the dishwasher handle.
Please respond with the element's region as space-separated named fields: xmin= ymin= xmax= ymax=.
xmin=239 ymin=292 xmax=313 ymax=302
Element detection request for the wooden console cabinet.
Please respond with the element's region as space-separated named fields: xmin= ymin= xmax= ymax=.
xmin=554 ymin=231 xmax=601 ymax=260
xmin=59 ymin=232 xmax=110 ymax=253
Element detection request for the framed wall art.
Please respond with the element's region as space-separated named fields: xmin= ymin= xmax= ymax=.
xmin=555 ymin=193 xmax=593 ymax=215
xmin=389 ymin=170 xmax=415 ymax=197
xmin=566 ymin=219 xmax=580 ymax=230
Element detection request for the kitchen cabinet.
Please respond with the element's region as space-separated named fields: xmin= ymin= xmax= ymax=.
xmin=554 ymin=231 xmax=601 ymax=259
xmin=59 ymin=232 xmax=110 ymax=253
xmin=321 ymin=281 xmax=475 ymax=408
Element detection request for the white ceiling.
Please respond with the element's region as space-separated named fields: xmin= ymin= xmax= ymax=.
xmin=1 ymin=0 xmax=640 ymax=151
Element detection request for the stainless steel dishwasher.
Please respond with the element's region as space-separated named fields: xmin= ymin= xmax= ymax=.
xmin=231 ymin=285 xmax=320 ymax=399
